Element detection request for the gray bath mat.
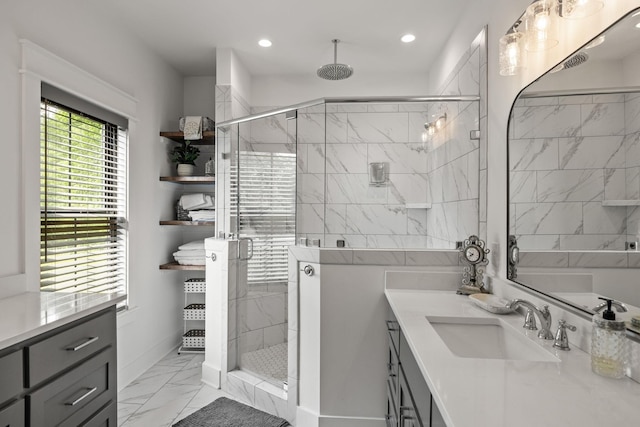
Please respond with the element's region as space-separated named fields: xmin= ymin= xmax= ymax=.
xmin=172 ymin=397 xmax=290 ymax=427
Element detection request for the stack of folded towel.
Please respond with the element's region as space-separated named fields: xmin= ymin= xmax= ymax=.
xmin=179 ymin=193 xmax=215 ymax=221
xmin=173 ymin=240 xmax=205 ymax=265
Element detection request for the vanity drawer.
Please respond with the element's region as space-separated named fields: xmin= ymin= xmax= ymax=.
xmin=0 ymin=350 xmax=23 ymax=405
xmin=82 ymin=401 xmax=116 ymax=427
xmin=0 ymin=399 xmax=25 ymax=427
xmin=27 ymin=348 xmax=115 ymax=427
xmin=26 ymin=308 xmax=115 ymax=387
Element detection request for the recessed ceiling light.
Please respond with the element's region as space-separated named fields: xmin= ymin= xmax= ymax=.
xmin=258 ymin=39 xmax=272 ymax=47
xmin=401 ymin=34 xmax=416 ymax=43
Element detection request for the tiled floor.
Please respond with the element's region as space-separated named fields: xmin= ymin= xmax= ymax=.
xmin=240 ymin=342 xmax=288 ymax=385
xmin=118 ymin=351 xmax=233 ymax=426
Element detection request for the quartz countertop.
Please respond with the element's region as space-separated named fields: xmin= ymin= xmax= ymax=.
xmin=0 ymin=291 xmax=126 ymax=349
xmin=385 ymin=289 xmax=640 ymax=427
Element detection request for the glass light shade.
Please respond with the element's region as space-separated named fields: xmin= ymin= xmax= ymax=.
xmin=560 ymin=0 xmax=603 ymax=19
xmin=525 ymin=0 xmax=559 ymax=52
xmin=499 ymin=31 xmax=526 ymax=76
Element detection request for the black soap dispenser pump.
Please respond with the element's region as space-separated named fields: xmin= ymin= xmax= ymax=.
xmin=591 ymin=297 xmax=628 ymax=378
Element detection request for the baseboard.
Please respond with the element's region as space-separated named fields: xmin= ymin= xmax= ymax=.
xmin=295 ymin=407 xmax=385 ymax=427
xmin=201 ymin=361 xmax=221 ymax=388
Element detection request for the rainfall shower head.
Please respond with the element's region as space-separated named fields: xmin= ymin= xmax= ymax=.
xmin=317 ymin=39 xmax=354 ymax=81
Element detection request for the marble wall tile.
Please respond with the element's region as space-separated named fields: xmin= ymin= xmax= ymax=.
xmin=247 ymin=294 xmax=286 ymax=331
xmin=626 ymin=167 xmax=640 ymax=200
xmin=239 ymin=329 xmax=264 ymax=354
xmin=324 ymin=204 xmax=347 ymax=234
xmin=405 ymin=251 xmax=459 ymax=266
xmin=407 ymin=208 xmax=428 ymax=235
xmin=326 ymin=174 xmax=387 ymax=204
xmin=398 ymin=103 xmax=430 ymax=113
xmin=318 ymin=249 xmax=353 ymax=264
xmin=387 ymin=173 xmax=428 ymax=205
xmin=456 ymin=200 xmax=479 ymax=238
xmin=296 ymin=143 xmax=308 ymax=174
xmin=367 ymin=104 xmax=399 ymax=113
xmin=225 ymin=371 xmax=260 ymax=405
xmin=625 ymin=94 xmax=640 ymax=134
xmin=583 ymin=202 xmax=626 ymax=234
xmin=510 ymin=171 xmax=537 ymax=203
xmin=513 ymin=234 xmax=560 ymax=250
xmin=515 ymin=202 xmax=583 ymax=235
xmin=524 ymin=97 xmax=558 ymax=107
xmin=297 ymin=203 xmax=324 ymax=235
xmin=458 ymin=47 xmax=480 ymax=95
xmin=297 ymin=113 xmax=325 ymax=144
xmin=325 ymin=144 xmax=368 ymax=173
xmin=255 ymin=381 xmax=288 ymax=419
xmin=509 ymin=138 xmax=559 ymax=171
xmin=288 ymin=280 xmax=298 ymax=332
xmin=558 ymin=94 xmax=592 ymax=105
xmin=408 ymin=111 xmax=429 ymax=144
xmin=480 ymin=169 xmax=487 ymax=223
xmin=581 ymin=102 xmax=625 ymax=137
xmin=518 ymin=251 xmax=569 ymax=267
xmin=323 ymin=234 xmax=368 ymax=248
xmin=568 ymin=251 xmax=628 ymax=267
xmin=297 ymin=173 xmax=324 ymax=204
xmin=347 ymin=112 xmax=409 ymax=143
xmin=325 ymin=113 xmax=348 ymax=143
xmin=593 ymin=93 xmax=625 ymax=104
xmin=368 ymin=143 xmax=428 ymax=174
xmin=345 ymin=204 xmax=408 ymax=235
xmin=537 ymin=170 xmax=604 ymax=202
xmin=604 ymin=168 xmax=626 ymax=201
xmin=624 ymin=132 xmax=640 ymax=168
xmin=560 ymin=234 xmax=626 ymax=250
xmin=559 ymin=136 xmax=625 ymax=169
xmin=352 ymin=250 xmax=406 ymax=265
xmin=366 ymin=235 xmax=430 ymax=249
xmin=326 ymin=104 xmax=367 ymax=113
xmin=264 ymin=323 xmax=287 ymax=347
xmin=512 ymin=104 xmax=581 ymax=139
xmin=626 ymin=206 xmax=640 ymax=237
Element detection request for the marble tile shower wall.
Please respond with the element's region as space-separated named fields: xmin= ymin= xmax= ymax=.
xmin=509 ymin=92 xmax=640 ymax=250
xmin=295 ymin=101 xmax=479 ymax=249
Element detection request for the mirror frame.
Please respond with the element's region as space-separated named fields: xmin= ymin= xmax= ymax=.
xmin=505 ymin=7 xmax=640 ymax=339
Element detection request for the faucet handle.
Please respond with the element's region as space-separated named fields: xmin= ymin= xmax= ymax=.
xmin=553 ymin=320 xmax=577 ymax=351
xmin=523 ymin=309 xmax=538 ymax=330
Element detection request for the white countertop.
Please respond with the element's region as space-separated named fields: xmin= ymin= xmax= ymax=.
xmin=385 ymin=289 xmax=640 ymax=427
xmin=0 ymin=291 xmax=126 ymax=349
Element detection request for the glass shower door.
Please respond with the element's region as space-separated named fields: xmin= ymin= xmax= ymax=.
xmin=232 ymin=112 xmax=296 ymax=387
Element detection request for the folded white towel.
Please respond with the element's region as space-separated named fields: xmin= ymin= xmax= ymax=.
xmin=180 ymin=193 xmax=206 ymax=210
xmin=175 ymin=258 xmax=206 ymax=266
xmin=183 ymin=116 xmax=202 ymax=140
xmin=189 ymin=210 xmax=216 ymax=221
xmin=178 ymin=240 xmax=205 ymax=251
xmin=173 ymin=249 xmax=205 ymax=258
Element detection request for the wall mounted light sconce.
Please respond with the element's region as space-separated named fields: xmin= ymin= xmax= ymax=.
xmin=499 ymin=0 xmax=604 ymax=76
xmin=369 ymin=162 xmax=389 ymax=187
xmin=421 ymin=113 xmax=447 ymax=142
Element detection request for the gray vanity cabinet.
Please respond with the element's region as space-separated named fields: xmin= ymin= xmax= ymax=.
xmin=386 ymin=305 xmax=446 ymax=427
xmin=0 ymin=306 xmax=117 ymax=427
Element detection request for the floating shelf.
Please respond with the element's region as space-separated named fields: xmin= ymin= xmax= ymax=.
xmin=159 ymin=220 xmax=215 ymax=226
xmin=160 ymin=131 xmax=215 ymax=145
xmin=160 ymin=176 xmax=215 ymax=184
xmin=601 ymin=200 xmax=640 ymax=207
xmin=159 ymin=262 xmax=205 ymax=271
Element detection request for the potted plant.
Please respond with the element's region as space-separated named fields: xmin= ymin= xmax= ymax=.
xmin=171 ymin=140 xmax=200 ymax=176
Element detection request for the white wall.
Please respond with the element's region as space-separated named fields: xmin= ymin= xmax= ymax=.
xmin=0 ymin=0 xmax=192 ymax=389
xmin=184 ymin=76 xmax=216 ymax=118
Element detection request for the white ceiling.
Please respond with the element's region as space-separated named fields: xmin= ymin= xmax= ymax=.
xmin=101 ymin=0 xmax=472 ymax=77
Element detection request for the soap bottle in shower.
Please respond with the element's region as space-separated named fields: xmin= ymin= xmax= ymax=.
xmin=591 ymin=297 xmax=628 ymax=379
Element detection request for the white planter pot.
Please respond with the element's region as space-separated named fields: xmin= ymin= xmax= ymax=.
xmin=177 ymin=163 xmax=195 ymax=176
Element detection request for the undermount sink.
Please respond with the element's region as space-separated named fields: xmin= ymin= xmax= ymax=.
xmin=426 ymin=316 xmax=559 ymax=362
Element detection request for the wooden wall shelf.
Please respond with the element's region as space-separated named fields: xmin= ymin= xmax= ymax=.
xmin=159 ymin=220 xmax=215 ymax=226
xmin=159 ymin=176 xmax=215 ymax=184
xmin=160 ymin=131 xmax=214 ymax=145
xmin=159 ymin=262 xmax=206 ymax=271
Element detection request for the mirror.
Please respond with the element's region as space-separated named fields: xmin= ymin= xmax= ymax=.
xmin=508 ymin=8 xmax=640 ymax=334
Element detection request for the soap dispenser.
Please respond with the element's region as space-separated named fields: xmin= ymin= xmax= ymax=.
xmin=591 ymin=297 xmax=628 ymax=379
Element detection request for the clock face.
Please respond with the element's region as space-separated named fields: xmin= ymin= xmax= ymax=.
xmin=464 ymin=246 xmax=482 ymax=264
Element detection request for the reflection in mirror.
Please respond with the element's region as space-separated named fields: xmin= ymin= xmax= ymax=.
xmin=507 ymin=8 xmax=640 ymax=335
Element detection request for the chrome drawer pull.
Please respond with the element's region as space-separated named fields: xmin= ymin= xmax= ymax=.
xmin=65 ymin=386 xmax=97 ymax=406
xmin=66 ymin=336 xmax=99 ymax=352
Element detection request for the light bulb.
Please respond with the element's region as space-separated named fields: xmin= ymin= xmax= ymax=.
xmin=525 ymin=0 xmax=559 ymax=51
xmin=499 ymin=31 xmax=526 ymax=76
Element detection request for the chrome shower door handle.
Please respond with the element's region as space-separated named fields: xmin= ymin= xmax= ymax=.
xmin=238 ymin=237 xmax=253 ymax=261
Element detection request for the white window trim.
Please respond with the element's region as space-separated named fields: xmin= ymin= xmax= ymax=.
xmin=20 ymin=39 xmax=138 ymax=294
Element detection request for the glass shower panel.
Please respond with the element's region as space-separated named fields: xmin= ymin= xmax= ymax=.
xmin=234 ymin=112 xmax=296 ymax=387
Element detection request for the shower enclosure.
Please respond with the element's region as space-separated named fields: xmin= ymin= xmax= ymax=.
xmin=215 ymin=96 xmax=480 ymax=389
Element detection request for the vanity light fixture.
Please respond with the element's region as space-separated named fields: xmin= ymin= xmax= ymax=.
xmin=499 ymin=25 xmax=527 ymax=76
xmin=258 ymin=39 xmax=272 ymax=47
xmin=558 ymin=0 xmax=603 ymax=19
xmin=524 ymin=0 xmax=559 ymax=52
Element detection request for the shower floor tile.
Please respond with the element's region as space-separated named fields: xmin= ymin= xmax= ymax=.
xmin=240 ymin=342 xmax=288 ymax=384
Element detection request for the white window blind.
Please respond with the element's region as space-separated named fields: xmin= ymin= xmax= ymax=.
xmin=231 ymin=151 xmax=296 ymax=286
xmin=40 ymin=98 xmax=127 ymax=295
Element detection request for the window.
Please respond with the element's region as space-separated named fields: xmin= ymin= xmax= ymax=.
xmin=40 ymin=97 xmax=127 ymax=296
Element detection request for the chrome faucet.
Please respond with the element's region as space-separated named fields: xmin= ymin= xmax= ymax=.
xmin=592 ymin=299 xmax=627 ymax=313
xmin=507 ymin=299 xmax=554 ymax=340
